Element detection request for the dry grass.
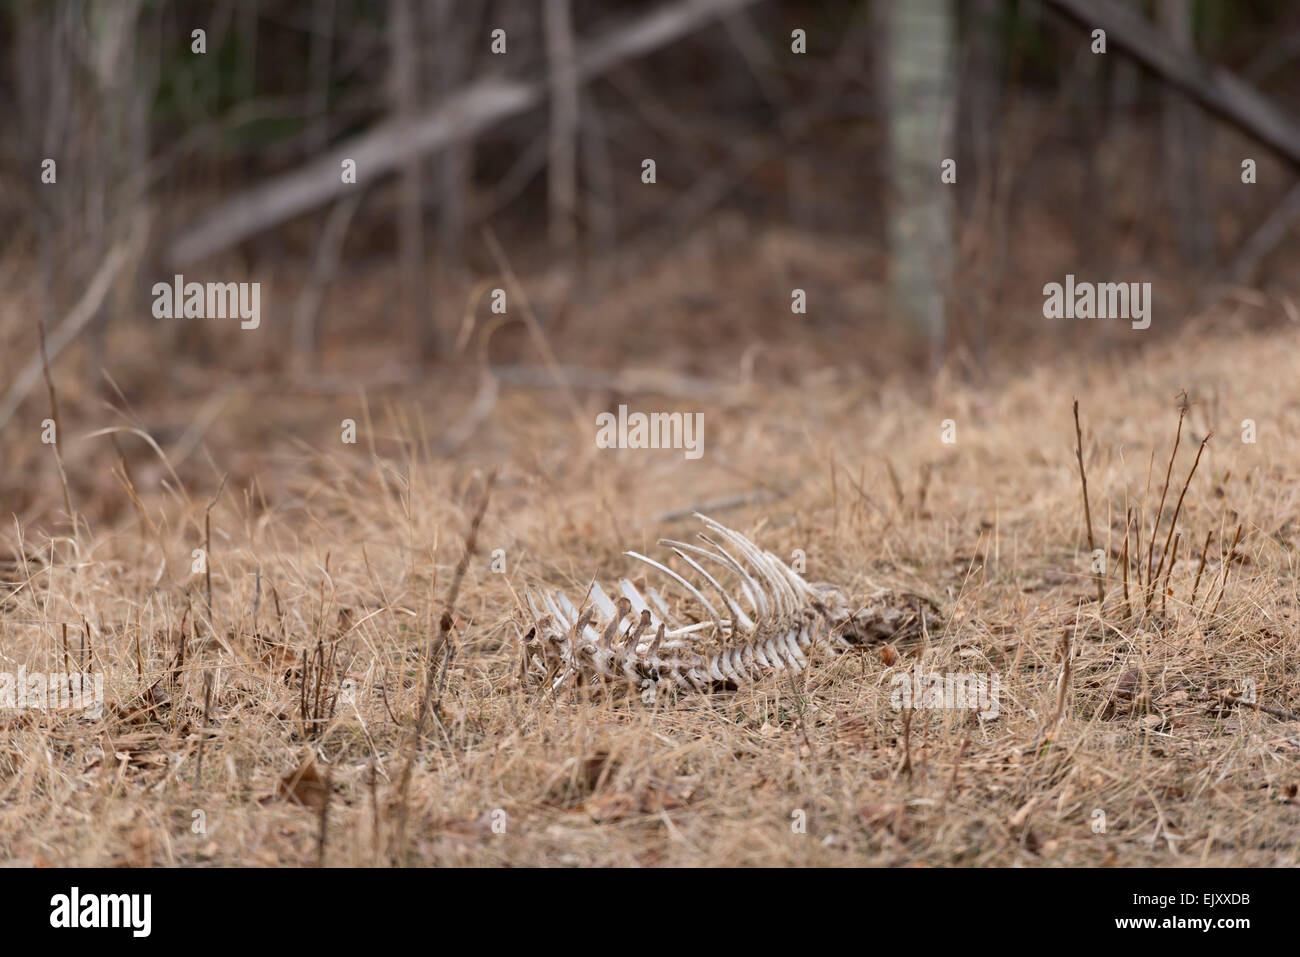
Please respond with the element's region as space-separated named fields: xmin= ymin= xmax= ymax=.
xmin=3 ymin=271 xmax=1300 ymax=866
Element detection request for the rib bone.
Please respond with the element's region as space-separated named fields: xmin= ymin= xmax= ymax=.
xmin=523 ymin=514 xmax=932 ymax=694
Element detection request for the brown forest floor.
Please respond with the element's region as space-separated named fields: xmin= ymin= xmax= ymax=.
xmin=0 ymin=240 xmax=1294 ymax=868
xmin=2 ymin=208 xmax=1300 ymax=865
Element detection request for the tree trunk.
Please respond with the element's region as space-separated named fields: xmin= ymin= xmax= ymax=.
xmin=885 ymin=0 xmax=955 ymax=367
xmin=1158 ymin=0 xmax=1214 ymax=267
xmin=545 ymin=0 xmax=580 ymax=257
xmin=389 ymin=0 xmax=434 ymax=356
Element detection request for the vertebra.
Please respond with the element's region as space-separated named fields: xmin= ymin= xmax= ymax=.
xmin=522 ymin=514 xmax=932 ymax=694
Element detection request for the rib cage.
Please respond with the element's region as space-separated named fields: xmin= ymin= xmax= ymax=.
xmin=522 ymin=514 xmax=930 ymax=694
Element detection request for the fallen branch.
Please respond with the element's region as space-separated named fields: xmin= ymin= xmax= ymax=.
xmin=1047 ymin=0 xmax=1300 ymax=168
xmin=654 ymin=484 xmax=795 ymax=524
xmin=1220 ymin=693 xmax=1300 ymax=723
xmin=0 ymin=217 xmax=145 ymax=434
xmin=168 ymin=0 xmax=760 ymax=266
xmin=492 ymin=363 xmax=729 ymax=400
xmin=230 ymin=362 xmax=730 ymax=400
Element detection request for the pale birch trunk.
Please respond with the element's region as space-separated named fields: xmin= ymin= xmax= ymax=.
xmin=885 ymin=0 xmax=955 ymax=367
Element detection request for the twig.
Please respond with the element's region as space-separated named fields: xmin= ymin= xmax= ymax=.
xmin=1148 ymin=431 xmax=1210 ymax=610
xmin=1208 ymin=523 xmax=1243 ymax=618
xmin=787 ymin=669 xmax=815 ymax=765
xmin=946 ymin=732 xmax=970 ymax=800
xmin=315 ymin=763 xmax=334 ymax=867
xmin=1072 ymin=400 xmax=1104 ymax=604
xmin=196 ymin=670 xmax=213 ymax=788
xmin=655 ymin=484 xmax=795 ymax=524
xmin=419 ymin=469 xmax=496 ymax=730
xmin=392 ymin=470 xmax=496 ymax=859
xmin=1220 ymin=692 xmax=1300 ymax=722
xmin=369 ymin=758 xmax=380 ymax=862
xmin=897 ymin=707 xmax=914 ymax=778
xmin=37 ymin=321 xmax=75 ymax=528
xmin=1190 ymin=529 xmax=1213 ymax=607
xmin=204 ymin=474 xmax=228 ymax=623
xmin=1161 ymin=532 xmax=1179 ymax=616
xmin=1121 ymin=510 xmax=1132 ymax=618
xmin=1147 ymin=404 xmax=1184 ymax=584
xmin=1052 ymin=626 xmax=1074 ymax=729
xmin=885 ymin=459 xmax=907 ymax=508
xmin=252 ymin=568 xmax=261 ymax=632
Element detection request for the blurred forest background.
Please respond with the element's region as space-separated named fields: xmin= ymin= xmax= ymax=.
xmin=2 ymin=0 xmax=1300 ymax=522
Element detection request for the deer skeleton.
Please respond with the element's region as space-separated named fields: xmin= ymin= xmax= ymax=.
xmin=522 ymin=514 xmax=929 ymax=694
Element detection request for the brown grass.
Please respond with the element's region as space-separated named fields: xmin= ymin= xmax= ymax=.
xmin=3 ymin=259 xmax=1300 ymax=866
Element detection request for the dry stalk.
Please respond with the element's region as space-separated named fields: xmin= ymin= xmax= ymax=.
xmin=1208 ymin=523 xmax=1243 ymax=618
xmin=897 ymin=707 xmax=914 ymax=778
xmin=1121 ymin=510 xmax=1132 ymax=619
xmin=392 ymin=470 xmax=496 ymax=859
xmin=196 ymin=669 xmax=213 ymax=788
xmin=1146 ymin=401 xmax=1185 ymax=583
xmin=1147 ymin=432 xmax=1210 ymax=612
xmin=1052 ymin=626 xmax=1073 ymax=729
xmin=1219 ymin=692 xmax=1300 ymax=722
xmin=1190 ymin=529 xmax=1213 ymax=608
xmin=204 ymin=474 xmax=228 ymax=623
xmin=38 ymin=321 xmax=76 ymax=531
xmin=316 ymin=763 xmax=334 ymax=867
xmin=1072 ymin=400 xmax=1104 ymax=605
xmin=1161 ymin=532 xmax=1180 ymax=616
